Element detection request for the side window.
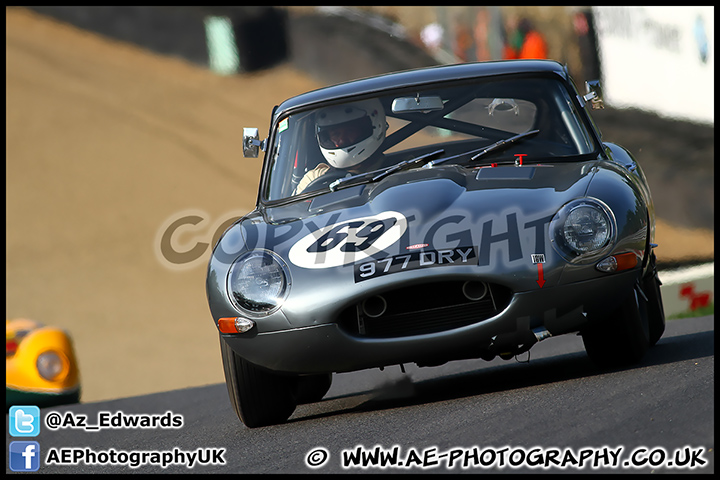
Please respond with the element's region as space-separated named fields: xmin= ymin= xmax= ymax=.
xmin=266 ymin=112 xmax=325 ymax=200
xmin=266 ymin=115 xmax=298 ymax=201
xmin=557 ymin=89 xmax=595 ymax=153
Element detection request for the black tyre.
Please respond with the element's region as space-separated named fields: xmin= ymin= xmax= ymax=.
xmin=642 ymin=252 xmax=666 ymax=346
xmin=220 ymin=336 xmax=297 ymax=428
xmin=293 ymin=373 xmax=332 ymax=405
xmin=582 ymin=286 xmax=650 ymax=368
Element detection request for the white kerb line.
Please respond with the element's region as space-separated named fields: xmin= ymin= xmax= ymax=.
xmin=658 ymin=262 xmax=714 ymax=286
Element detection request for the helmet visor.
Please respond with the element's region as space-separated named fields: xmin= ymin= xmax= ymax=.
xmin=317 ymin=116 xmax=374 ymax=150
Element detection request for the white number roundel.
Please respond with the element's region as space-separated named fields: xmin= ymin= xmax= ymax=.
xmin=289 ymin=211 xmax=408 ymax=269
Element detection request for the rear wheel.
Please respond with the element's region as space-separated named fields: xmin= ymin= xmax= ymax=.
xmin=582 ymin=286 xmax=650 ymax=368
xmin=220 ymin=336 xmax=297 ymax=428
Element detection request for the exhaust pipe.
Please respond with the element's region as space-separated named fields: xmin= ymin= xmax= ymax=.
xmin=362 ymin=295 xmax=387 ymax=318
xmin=462 ymin=281 xmax=488 ymax=301
xmin=532 ymin=327 xmax=552 ymax=342
xmin=487 ymin=327 xmax=553 ymax=360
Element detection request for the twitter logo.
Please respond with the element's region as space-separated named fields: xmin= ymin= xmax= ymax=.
xmin=9 ymin=406 xmax=41 ymax=437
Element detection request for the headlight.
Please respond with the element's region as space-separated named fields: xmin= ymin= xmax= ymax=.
xmin=226 ymin=250 xmax=290 ymax=315
xmin=550 ymin=198 xmax=616 ymax=262
xmin=37 ymin=350 xmax=67 ymax=381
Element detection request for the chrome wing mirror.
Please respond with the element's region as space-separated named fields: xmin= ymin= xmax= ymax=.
xmin=243 ymin=127 xmax=266 ymax=158
xmin=583 ymin=80 xmax=604 ymax=110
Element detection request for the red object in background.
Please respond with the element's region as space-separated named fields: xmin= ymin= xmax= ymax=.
xmin=6 ymin=339 xmax=18 ymax=356
xmin=679 ymin=283 xmax=712 ymax=311
xmin=518 ymin=30 xmax=548 ymax=59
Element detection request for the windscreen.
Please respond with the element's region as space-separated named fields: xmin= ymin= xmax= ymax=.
xmin=263 ymin=76 xmax=598 ymax=202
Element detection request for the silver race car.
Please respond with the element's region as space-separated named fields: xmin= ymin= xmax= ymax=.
xmin=207 ymin=60 xmax=665 ymax=427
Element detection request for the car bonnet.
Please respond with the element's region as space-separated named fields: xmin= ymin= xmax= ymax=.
xmin=239 ymin=160 xmax=597 ymax=269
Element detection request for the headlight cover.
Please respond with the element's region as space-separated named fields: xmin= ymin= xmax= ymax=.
xmin=550 ymin=198 xmax=616 ymax=263
xmin=226 ymin=250 xmax=290 ymax=315
xmin=37 ymin=350 xmax=67 ymax=381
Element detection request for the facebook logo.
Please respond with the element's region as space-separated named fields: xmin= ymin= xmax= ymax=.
xmin=9 ymin=405 xmax=41 ymax=436
xmin=9 ymin=441 xmax=41 ymax=472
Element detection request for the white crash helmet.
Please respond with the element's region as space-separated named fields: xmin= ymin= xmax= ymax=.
xmin=315 ymin=98 xmax=386 ymax=169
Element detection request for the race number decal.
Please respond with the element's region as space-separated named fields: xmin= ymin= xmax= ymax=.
xmin=288 ymin=211 xmax=408 ymax=269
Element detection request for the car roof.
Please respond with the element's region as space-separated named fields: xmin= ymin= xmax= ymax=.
xmin=273 ymin=60 xmax=569 ymax=120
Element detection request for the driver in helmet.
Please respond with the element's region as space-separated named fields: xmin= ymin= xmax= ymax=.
xmin=295 ymin=98 xmax=387 ymax=194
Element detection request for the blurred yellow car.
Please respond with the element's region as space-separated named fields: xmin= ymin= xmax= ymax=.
xmin=6 ymin=318 xmax=80 ymax=408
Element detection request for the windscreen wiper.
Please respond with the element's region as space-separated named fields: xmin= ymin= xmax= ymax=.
xmin=371 ymin=149 xmax=445 ymax=182
xmin=469 ymin=129 xmax=539 ymax=162
xmin=422 ymin=130 xmax=540 ymax=169
xmin=329 ymin=149 xmax=444 ymax=192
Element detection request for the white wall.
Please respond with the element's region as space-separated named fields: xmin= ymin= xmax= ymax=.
xmin=593 ymin=6 xmax=714 ymax=125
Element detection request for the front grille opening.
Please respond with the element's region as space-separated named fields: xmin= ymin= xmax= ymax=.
xmin=337 ymin=281 xmax=512 ymax=338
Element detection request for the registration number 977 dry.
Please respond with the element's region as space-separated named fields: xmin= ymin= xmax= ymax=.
xmin=353 ymin=246 xmax=477 ymax=282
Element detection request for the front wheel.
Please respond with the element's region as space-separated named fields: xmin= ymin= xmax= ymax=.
xmin=582 ymin=286 xmax=650 ymax=368
xmin=220 ymin=336 xmax=297 ymax=428
xmin=643 ymin=252 xmax=666 ymax=346
xmin=294 ymin=373 xmax=332 ymax=405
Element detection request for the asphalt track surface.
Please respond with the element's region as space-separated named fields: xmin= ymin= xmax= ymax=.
xmin=7 ymin=315 xmax=714 ymax=474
